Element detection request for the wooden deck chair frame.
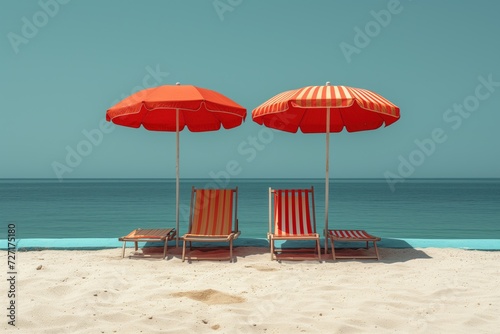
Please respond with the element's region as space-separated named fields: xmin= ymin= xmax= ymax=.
xmin=119 ymin=228 xmax=176 ymax=259
xmin=268 ymin=187 xmax=321 ymax=261
xmin=182 ymin=187 xmax=240 ymax=262
xmin=327 ymin=229 xmax=381 ymax=260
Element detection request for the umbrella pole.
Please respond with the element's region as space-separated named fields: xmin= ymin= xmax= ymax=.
xmin=324 ymin=107 xmax=330 ymax=254
xmin=175 ymin=108 xmax=180 ymax=247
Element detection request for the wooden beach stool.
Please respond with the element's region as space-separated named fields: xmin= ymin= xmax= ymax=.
xmin=119 ymin=228 xmax=176 ymax=259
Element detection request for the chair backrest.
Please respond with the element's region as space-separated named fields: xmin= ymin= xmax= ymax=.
xmin=270 ymin=187 xmax=316 ymax=236
xmin=189 ymin=187 xmax=238 ymax=236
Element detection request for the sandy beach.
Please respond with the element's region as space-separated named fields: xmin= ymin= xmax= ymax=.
xmin=2 ymin=246 xmax=499 ymax=333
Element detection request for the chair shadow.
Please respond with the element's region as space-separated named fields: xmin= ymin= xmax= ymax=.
xmin=269 ymin=239 xmax=322 ymax=262
xmin=130 ymin=239 xmax=270 ymax=262
xmin=179 ymin=238 xmax=271 ymax=262
xmin=121 ymin=240 xmax=177 ymax=260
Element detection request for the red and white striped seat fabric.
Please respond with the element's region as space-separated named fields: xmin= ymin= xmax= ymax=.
xmin=274 ymin=189 xmax=317 ymax=237
xmin=268 ymin=187 xmax=321 ymax=261
xmin=327 ymin=229 xmax=381 ymax=260
xmin=328 ymin=229 xmax=380 ymax=241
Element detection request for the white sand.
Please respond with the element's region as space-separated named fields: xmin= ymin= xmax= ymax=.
xmin=2 ymin=246 xmax=499 ymax=333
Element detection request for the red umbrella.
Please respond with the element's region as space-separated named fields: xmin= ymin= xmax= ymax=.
xmin=252 ymin=82 xmax=400 ymax=252
xmin=106 ymin=83 xmax=246 ymax=246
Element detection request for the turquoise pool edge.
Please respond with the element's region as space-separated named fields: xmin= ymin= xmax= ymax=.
xmin=1 ymin=238 xmax=500 ymax=251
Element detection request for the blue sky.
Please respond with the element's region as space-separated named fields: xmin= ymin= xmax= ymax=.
xmin=1 ymin=0 xmax=499 ymax=180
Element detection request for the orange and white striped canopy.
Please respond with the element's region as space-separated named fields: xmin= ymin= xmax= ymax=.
xmin=252 ymin=83 xmax=400 ymax=133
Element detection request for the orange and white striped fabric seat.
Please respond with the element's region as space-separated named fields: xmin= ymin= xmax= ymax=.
xmin=182 ymin=187 xmax=240 ymax=262
xmin=268 ymin=187 xmax=321 ymax=261
xmin=186 ymin=188 xmax=235 ymax=237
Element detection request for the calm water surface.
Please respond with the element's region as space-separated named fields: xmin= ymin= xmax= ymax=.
xmin=1 ymin=178 xmax=499 ymax=239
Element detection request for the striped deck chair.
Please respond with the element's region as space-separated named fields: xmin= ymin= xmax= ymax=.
xmin=327 ymin=229 xmax=381 ymax=260
xmin=268 ymin=187 xmax=321 ymax=261
xmin=182 ymin=187 xmax=240 ymax=262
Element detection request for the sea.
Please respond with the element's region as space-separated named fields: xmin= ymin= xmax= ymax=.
xmin=1 ymin=178 xmax=499 ymax=240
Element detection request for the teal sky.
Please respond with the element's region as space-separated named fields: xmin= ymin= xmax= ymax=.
xmin=2 ymin=0 xmax=499 ymax=180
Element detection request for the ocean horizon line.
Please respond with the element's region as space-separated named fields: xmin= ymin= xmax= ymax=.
xmin=2 ymin=177 xmax=500 ymax=181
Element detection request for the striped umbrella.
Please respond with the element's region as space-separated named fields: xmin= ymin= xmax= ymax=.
xmin=252 ymin=82 xmax=400 ymax=253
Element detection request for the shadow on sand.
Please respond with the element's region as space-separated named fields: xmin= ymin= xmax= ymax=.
xmin=111 ymin=237 xmax=433 ymax=263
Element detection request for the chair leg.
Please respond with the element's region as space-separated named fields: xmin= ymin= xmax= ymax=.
xmin=122 ymin=242 xmax=126 ymax=258
xmin=163 ymin=241 xmax=168 ymax=259
xmin=316 ymin=239 xmax=321 ymax=262
xmin=270 ymin=239 xmax=274 ymax=260
xmin=182 ymin=239 xmax=187 ymax=262
xmin=229 ymin=240 xmax=233 ymax=263
xmin=331 ymin=239 xmax=336 ymax=260
xmin=373 ymin=241 xmax=380 ymax=260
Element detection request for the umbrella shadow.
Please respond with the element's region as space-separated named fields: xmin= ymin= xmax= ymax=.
xmin=325 ymin=238 xmax=432 ymax=264
xmin=377 ymin=247 xmax=432 ymax=264
xmin=377 ymin=238 xmax=432 ymax=263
